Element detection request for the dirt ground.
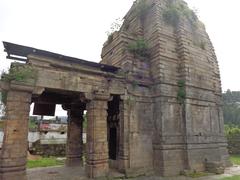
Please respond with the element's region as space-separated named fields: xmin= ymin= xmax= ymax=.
xmin=27 ymin=151 xmax=41 ymax=160
xmin=27 ymin=165 xmax=240 ymax=180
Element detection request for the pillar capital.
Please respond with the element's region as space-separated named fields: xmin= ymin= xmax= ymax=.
xmin=10 ymin=82 xmax=35 ymax=93
xmin=84 ymin=89 xmax=111 ymax=102
xmin=62 ymin=103 xmax=85 ymax=111
xmin=94 ymin=90 xmax=110 ymax=100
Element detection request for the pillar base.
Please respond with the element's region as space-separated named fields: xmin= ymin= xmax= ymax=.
xmin=65 ymin=157 xmax=83 ymax=167
xmin=0 ymin=170 xmax=27 ymax=180
xmin=86 ymin=161 xmax=109 ymax=178
xmin=118 ymin=157 xmax=129 ymax=173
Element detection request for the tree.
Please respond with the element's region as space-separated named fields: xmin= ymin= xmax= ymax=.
xmin=223 ymin=90 xmax=240 ymax=126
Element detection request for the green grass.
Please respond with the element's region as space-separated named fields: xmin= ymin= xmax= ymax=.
xmin=27 ymin=157 xmax=65 ymax=169
xmin=0 ymin=121 xmax=4 ymax=129
xmin=220 ymin=156 xmax=240 ymax=180
xmin=221 ymin=175 xmax=240 ymax=180
xmin=187 ymin=172 xmax=209 ymax=178
xmin=230 ymin=155 xmax=240 ymax=165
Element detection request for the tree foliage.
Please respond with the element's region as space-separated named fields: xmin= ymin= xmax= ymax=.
xmin=1 ymin=65 xmax=36 ymax=83
xmin=223 ymin=90 xmax=240 ymax=126
xmin=163 ymin=0 xmax=198 ymax=28
xmin=127 ymin=38 xmax=150 ymax=58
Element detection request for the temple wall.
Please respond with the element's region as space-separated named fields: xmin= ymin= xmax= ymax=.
xmin=101 ymin=0 xmax=230 ymax=176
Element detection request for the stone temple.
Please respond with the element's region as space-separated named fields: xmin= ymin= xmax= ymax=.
xmin=0 ymin=0 xmax=231 ymax=179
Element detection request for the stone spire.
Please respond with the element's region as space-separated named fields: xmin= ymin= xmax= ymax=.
xmin=101 ymin=0 xmax=231 ymax=176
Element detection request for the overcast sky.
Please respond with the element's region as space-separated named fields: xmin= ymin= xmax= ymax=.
xmin=0 ymin=0 xmax=240 ymax=93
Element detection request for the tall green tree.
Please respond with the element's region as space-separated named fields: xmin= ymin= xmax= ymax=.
xmin=223 ymin=90 xmax=240 ymax=126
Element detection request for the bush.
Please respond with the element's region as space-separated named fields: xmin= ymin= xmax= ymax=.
xmin=230 ymin=155 xmax=240 ymax=165
xmin=177 ymin=80 xmax=186 ymax=104
xmin=163 ymin=3 xmax=181 ymax=27
xmin=225 ymin=124 xmax=240 ymax=138
xmin=127 ymin=38 xmax=150 ymax=58
xmin=1 ymin=65 xmax=36 ymax=83
xmin=106 ymin=18 xmax=123 ymax=44
xmin=134 ymin=0 xmax=151 ymax=19
xmin=107 ymin=33 xmax=114 ymax=44
xmin=163 ymin=0 xmax=198 ymax=28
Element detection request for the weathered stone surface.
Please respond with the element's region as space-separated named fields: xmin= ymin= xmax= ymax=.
xmin=227 ymin=135 xmax=240 ymax=154
xmin=66 ymin=106 xmax=84 ymax=167
xmin=86 ymin=97 xmax=109 ymax=178
xmin=205 ymin=161 xmax=224 ymax=174
xmin=101 ymin=0 xmax=230 ymax=176
xmin=0 ymin=0 xmax=230 ymax=179
xmin=0 ymin=90 xmax=31 ymax=180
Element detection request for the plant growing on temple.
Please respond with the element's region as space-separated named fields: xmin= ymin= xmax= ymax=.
xmin=163 ymin=0 xmax=198 ymax=29
xmin=177 ymin=79 xmax=186 ymax=104
xmin=126 ymin=96 xmax=136 ymax=109
xmin=132 ymin=80 xmax=138 ymax=89
xmin=0 ymin=91 xmax=6 ymax=116
xmin=200 ymin=41 xmax=206 ymax=50
xmin=193 ymin=40 xmax=206 ymax=50
xmin=127 ymin=38 xmax=150 ymax=58
xmin=106 ymin=18 xmax=123 ymax=44
xmin=1 ymin=65 xmax=36 ymax=83
xmin=134 ymin=0 xmax=151 ymax=19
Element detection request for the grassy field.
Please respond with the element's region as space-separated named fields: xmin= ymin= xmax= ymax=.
xmin=230 ymin=155 xmax=240 ymax=165
xmin=220 ymin=155 xmax=240 ymax=180
xmin=221 ymin=176 xmax=240 ymax=180
xmin=186 ymin=172 xmax=209 ymax=178
xmin=27 ymin=157 xmax=65 ymax=168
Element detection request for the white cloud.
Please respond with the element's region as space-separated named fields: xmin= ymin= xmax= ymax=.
xmin=0 ymin=0 xmax=239 ymax=91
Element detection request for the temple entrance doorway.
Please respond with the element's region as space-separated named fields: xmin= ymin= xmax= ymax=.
xmin=107 ymin=95 xmax=120 ymax=169
xmin=32 ymin=89 xmax=86 ymax=166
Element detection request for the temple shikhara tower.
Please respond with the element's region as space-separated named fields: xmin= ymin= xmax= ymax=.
xmin=0 ymin=0 xmax=231 ymax=179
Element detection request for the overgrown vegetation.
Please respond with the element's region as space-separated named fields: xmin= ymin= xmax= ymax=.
xmin=223 ymin=92 xmax=240 ymax=139
xmin=27 ymin=157 xmax=65 ymax=169
xmin=163 ymin=0 xmax=198 ymax=29
xmin=193 ymin=40 xmax=206 ymax=50
xmin=127 ymin=38 xmax=150 ymax=59
xmin=0 ymin=91 xmax=7 ymax=115
xmin=0 ymin=65 xmax=36 ymax=114
xmin=106 ymin=18 xmax=123 ymax=44
xmin=225 ymin=125 xmax=240 ymax=138
xmin=131 ymin=80 xmax=138 ymax=89
xmin=29 ymin=117 xmax=38 ymax=131
xmin=230 ymin=155 xmax=240 ymax=165
xmin=0 ymin=121 xmax=4 ymax=129
xmin=134 ymin=0 xmax=151 ymax=19
xmin=177 ymin=80 xmax=186 ymax=104
xmin=1 ymin=65 xmax=36 ymax=83
xmin=199 ymin=41 xmax=206 ymax=50
xmin=222 ymin=90 xmax=240 ymax=126
xmin=126 ymin=96 xmax=136 ymax=109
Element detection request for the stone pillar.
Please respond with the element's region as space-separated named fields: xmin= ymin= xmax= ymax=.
xmin=86 ymin=93 xmax=109 ymax=178
xmin=0 ymin=90 xmax=32 ymax=180
xmin=66 ymin=106 xmax=84 ymax=166
xmin=118 ymin=96 xmax=130 ymax=172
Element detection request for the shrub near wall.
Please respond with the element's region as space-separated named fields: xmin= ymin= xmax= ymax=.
xmin=225 ymin=125 xmax=240 ymax=154
xmin=29 ymin=140 xmax=66 ymax=157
